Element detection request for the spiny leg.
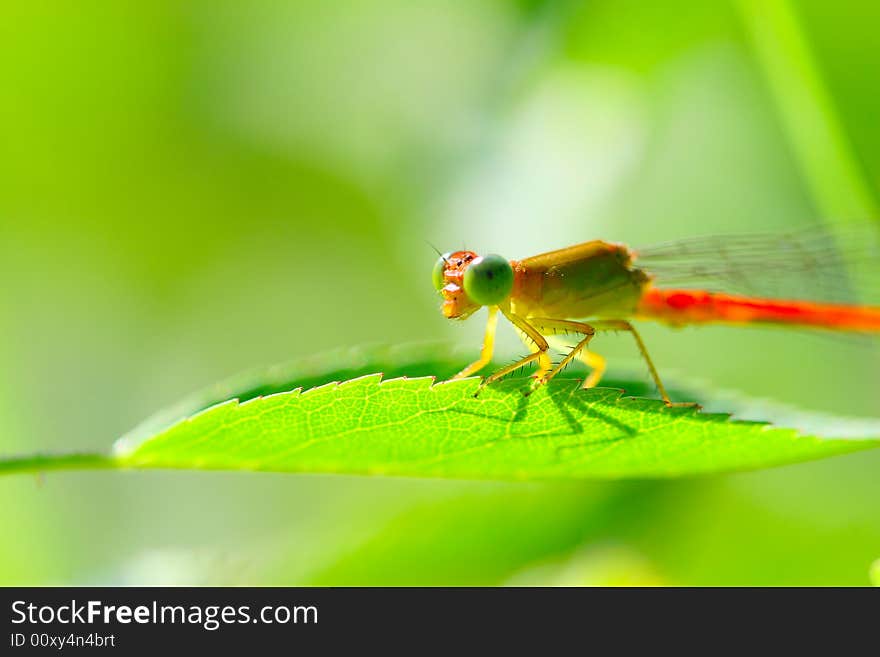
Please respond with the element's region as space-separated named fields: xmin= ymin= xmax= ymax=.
xmin=506 ymin=329 xmax=553 ymax=378
xmin=507 ymin=316 xmax=686 ymax=406
xmin=530 ymin=317 xmax=606 ymax=388
xmin=590 ymin=319 xmax=682 ymax=406
xmin=528 ymin=318 xmax=596 ymax=388
xmin=513 ymin=327 xmax=553 ymax=381
xmin=476 ymin=309 xmax=549 ymax=393
xmin=452 ymin=306 xmax=499 ymax=379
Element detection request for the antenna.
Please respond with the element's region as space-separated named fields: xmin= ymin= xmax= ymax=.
xmin=426 ymin=241 xmax=449 ymax=265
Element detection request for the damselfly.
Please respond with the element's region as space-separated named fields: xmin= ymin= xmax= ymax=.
xmin=432 ymin=228 xmax=880 ymax=404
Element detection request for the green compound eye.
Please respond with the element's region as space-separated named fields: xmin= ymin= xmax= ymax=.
xmin=432 ymin=254 xmax=450 ymax=291
xmin=463 ymin=254 xmax=514 ymax=306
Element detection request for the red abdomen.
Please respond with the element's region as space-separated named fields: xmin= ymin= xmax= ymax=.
xmin=637 ymin=287 xmax=880 ymax=333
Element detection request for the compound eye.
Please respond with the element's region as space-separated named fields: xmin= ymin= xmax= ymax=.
xmin=432 ymin=254 xmax=450 ymax=291
xmin=462 ymin=254 xmax=513 ymax=306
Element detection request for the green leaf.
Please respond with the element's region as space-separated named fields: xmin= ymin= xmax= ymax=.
xmin=0 ymin=343 xmax=877 ymax=480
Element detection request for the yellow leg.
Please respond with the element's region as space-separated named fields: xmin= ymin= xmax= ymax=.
xmin=528 ymin=318 xmax=596 ymax=388
xmin=590 ymin=320 xmax=679 ymax=406
xmin=476 ymin=309 xmax=550 ymax=392
xmin=469 ymin=312 xmax=686 ymax=406
xmin=452 ymin=306 xmax=499 ymax=379
xmin=529 ymin=317 xmax=685 ymax=406
xmin=579 ymin=350 xmax=606 ymax=389
xmin=513 ymin=327 xmax=553 ymax=380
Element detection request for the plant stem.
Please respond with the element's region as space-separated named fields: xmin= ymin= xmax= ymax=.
xmin=0 ymin=452 xmax=117 ymax=476
xmin=737 ymin=0 xmax=879 ymax=222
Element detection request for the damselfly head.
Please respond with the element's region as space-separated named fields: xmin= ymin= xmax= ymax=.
xmin=432 ymin=250 xmax=514 ymax=319
xmin=433 ymin=250 xmax=480 ymax=319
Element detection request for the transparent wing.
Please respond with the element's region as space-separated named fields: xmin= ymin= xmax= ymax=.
xmin=634 ymin=224 xmax=880 ymax=305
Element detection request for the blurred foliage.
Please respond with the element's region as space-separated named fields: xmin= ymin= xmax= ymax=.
xmin=0 ymin=0 xmax=878 ymax=585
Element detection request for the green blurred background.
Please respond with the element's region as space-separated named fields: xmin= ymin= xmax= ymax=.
xmin=1 ymin=0 xmax=879 ymax=585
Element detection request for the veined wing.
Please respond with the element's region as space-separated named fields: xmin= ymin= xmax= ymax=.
xmin=634 ymin=224 xmax=880 ymax=305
